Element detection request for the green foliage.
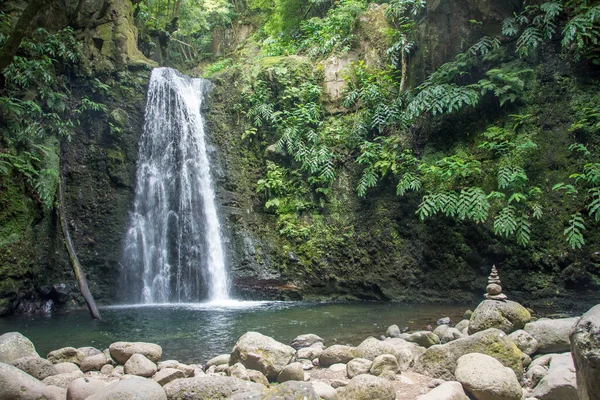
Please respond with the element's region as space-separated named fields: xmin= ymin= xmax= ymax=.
xmin=562 ymin=4 xmax=600 ymax=62
xmin=478 ymin=66 xmax=535 ymax=106
xmin=202 ymin=58 xmax=234 ymax=77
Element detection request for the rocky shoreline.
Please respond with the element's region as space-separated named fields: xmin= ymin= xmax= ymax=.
xmin=0 ymin=300 xmax=598 ymax=400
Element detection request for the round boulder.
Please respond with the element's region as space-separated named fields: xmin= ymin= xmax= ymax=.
xmin=109 ymin=341 xmax=163 ymax=364
xmin=54 ymin=362 xmax=80 ymax=374
xmin=87 ymin=376 xmax=166 ymax=400
xmin=406 ymin=331 xmax=440 ymax=348
xmin=47 ymin=347 xmax=87 ymax=365
xmin=319 ymin=345 xmax=356 ymax=367
xmin=42 ymin=370 xmax=85 ymax=389
xmin=369 ymin=354 xmax=399 ymax=377
xmin=0 ymin=361 xmax=63 ymax=400
xmin=468 ymin=300 xmax=532 ymax=335
xmin=417 ymin=381 xmax=469 ymax=400
xmin=80 ymin=353 xmax=108 ymax=372
xmin=334 ymin=374 xmax=395 ymax=400
xmin=153 ymin=368 xmax=185 ymax=386
xmin=291 ymin=334 xmax=324 ymax=350
xmin=0 ymin=332 xmax=39 ymax=363
xmin=455 ymin=353 xmax=522 ymax=400
xmin=264 ymin=381 xmax=319 ymax=399
xmin=67 ymin=377 xmax=107 ymax=400
xmin=205 ymin=354 xmax=230 ymax=368
xmin=524 ymin=317 xmax=579 ymax=354
xmin=229 ymin=332 xmax=295 ymax=380
xmin=509 ymin=329 xmax=539 ymax=356
xmin=439 ymin=328 xmax=464 ymax=344
xmin=124 ymin=353 xmax=157 ymax=377
xmin=164 ymin=375 xmax=266 ymax=399
xmin=386 ymin=325 xmax=401 ymax=338
xmin=12 ymin=356 xmax=58 ymax=380
xmin=570 ymin=304 xmax=600 ymax=400
xmin=347 ymin=358 xmax=373 ymax=378
xmin=277 ymin=362 xmax=305 ymax=383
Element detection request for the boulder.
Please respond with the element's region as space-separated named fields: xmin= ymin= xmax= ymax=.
xmin=55 ymin=362 xmax=80 ymax=374
xmin=264 ymin=381 xmax=320 ymax=399
xmin=526 ymin=365 xmax=548 ymax=388
xmin=229 ymin=332 xmax=295 ymax=380
xmin=87 ymin=376 xmax=166 ymax=400
xmin=531 ymin=352 xmax=577 ymax=400
xmin=440 ymin=328 xmax=464 ymax=344
xmin=370 ymin=354 xmax=399 ymax=376
xmin=414 ymin=328 xmax=524 ymax=380
xmin=407 ymin=331 xmax=440 ymax=348
xmin=164 ymin=375 xmax=266 ymax=399
xmin=455 ymin=320 xmax=470 ymax=332
xmin=455 ymin=353 xmax=522 ymax=400
xmin=334 ymin=374 xmax=395 ymax=400
xmin=438 ymin=317 xmax=451 ymax=325
xmin=77 ymin=347 xmax=102 ymax=357
xmin=0 ymin=333 xmax=39 ymax=364
xmin=329 ymin=363 xmax=347 ymax=372
xmin=228 ymin=362 xmax=250 ymax=381
xmin=312 ymin=381 xmax=337 ymax=400
xmin=382 ymin=338 xmax=426 ymax=370
xmin=347 ymin=358 xmax=373 ymax=378
xmin=570 ymin=304 xmax=600 ymax=400
xmin=524 ymin=317 xmax=579 ymax=354
xmin=386 ymin=325 xmax=401 ymax=338
xmin=80 ymin=353 xmax=108 ymax=372
xmin=124 ymin=353 xmax=157 ymax=377
xmin=153 ymin=368 xmax=185 ymax=386
xmin=47 ymin=347 xmax=87 ymax=365
xmin=290 ymin=334 xmax=324 ymax=350
xmin=206 ymin=354 xmax=230 ymax=368
xmin=529 ymin=354 xmax=553 ymax=370
xmin=247 ymin=369 xmax=269 ymax=386
xmin=42 ymin=370 xmax=85 ymax=388
xmin=100 ymin=364 xmax=114 ymax=374
xmin=109 ymin=341 xmax=163 ymax=364
xmin=0 ymin=361 xmax=63 ymax=400
xmin=509 ymin=329 xmax=539 ymax=356
xmin=417 ymin=381 xmax=469 ymax=400
xmin=469 ymin=300 xmax=532 ymax=335
xmin=67 ymin=377 xmax=107 ymax=400
xmin=297 ymin=346 xmax=323 ymax=360
xmin=319 ymin=345 xmax=356 ymax=367
xmin=277 ymin=362 xmax=305 ymax=383
xmin=12 ymin=356 xmax=58 ymax=379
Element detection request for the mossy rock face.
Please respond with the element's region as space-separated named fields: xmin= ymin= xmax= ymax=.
xmin=414 ymin=328 xmax=524 ymax=380
xmin=468 ymin=299 xmax=532 ymax=335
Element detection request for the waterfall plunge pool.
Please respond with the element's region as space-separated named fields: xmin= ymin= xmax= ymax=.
xmin=0 ymin=301 xmax=474 ymax=363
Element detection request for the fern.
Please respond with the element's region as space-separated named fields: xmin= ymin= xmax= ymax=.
xmin=396 ymin=172 xmax=422 ymax=196
xmin=494 ymin=205 xmax=518 ymax=237
xmin=587 ymin=188 xmax=600 ymax=222
xmin=564 ymin=212 xmax=586 ymax=249
xmin=515 ymin=213 xmax=532 ymax=246
xmin=562 ymin=5 xmax=600 ymax=61
xmin=357 ymin=168 xmax=378 ymax=197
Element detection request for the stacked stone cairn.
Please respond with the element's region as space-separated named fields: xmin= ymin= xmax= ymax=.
xmin=484 ymin=265 xmax=507 ymax=300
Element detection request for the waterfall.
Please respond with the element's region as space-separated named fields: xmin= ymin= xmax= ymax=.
xmin=121 ymin=67 xmax=229 ymax=303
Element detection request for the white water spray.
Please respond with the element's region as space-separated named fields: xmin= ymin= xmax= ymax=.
xmin=122 ymin=67 xmax=229 ymax=303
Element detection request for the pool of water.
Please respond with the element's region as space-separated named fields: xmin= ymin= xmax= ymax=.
xmin=0 ymin=301 xmax=473 ymax=363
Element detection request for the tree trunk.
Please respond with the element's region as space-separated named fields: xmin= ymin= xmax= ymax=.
xmin=57 ymin=174 xmax=102 ymax=320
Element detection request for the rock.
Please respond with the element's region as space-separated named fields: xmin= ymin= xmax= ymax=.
xmin=215 ymin=363 xmax=229 ymax=373
xmin=157 ymin=360 xmax=179 ymax=370
xmin=55 ymin=362 xmax=81 ymax=374
xmin=523 ymin=353 xmax=532 ymax=368
xmin=228 ymin=362 xmax=250 ymax=381
xmin=44 ymin=385 xmax=67 ymax=400
xmin=109 ymin=341 xmax=163 ymax=364
xmin=331 ymin=378 xmax=349 ymax=388
xmin=469 ymin=300 xmax=532 ymax=334
xmin=0 ymin=361 xmax=63 ymax=400
xmin=407 ymin=331 xmax=441 ymax=348
xmin=570 ymin=304 xmax=600 ymax=400
xmin=455 ymin=353 xmax=522 ymax=400
xmin=370 ymin=354 xmax=399 ymax=376
xmin=100 ymin=364 xmax=114 ymax=374
xmin=175 ymin=363 xmax=195 ymax=377
xmin=464 ymin=310 xmax=473 ymax=319
xmin=524 ymin=317 xmax=579 ymax=354
xmin=455 ymin=320 xmax=470 ymax=332
xmin=529 ymin=354 xmax=553 ymax=370
xmin=386 ymin=325 xmax=401 ymax=338
xmin=509 ymin=329 xmax=539 ymax=356
xmin=319 ymin=345 xmax=356 ymax=367
xmin=42 ymin=370 xmax=85 ymax=388
xmin=163 ymin=375 xmax=266 ymax=399
xmin=312 ymin=381 xmax=337 ymax=400
xmin=440 ymin=328 xmax=464 ymax=344
xmin=347 ymin=358 xmax=373 ymax=378
xmin=229 ymin=332 xmax=295 ymax=380
xmin=77 ymin=347 xmax=102 ymax=357
xmin=414 ymin=328 xmax=524 ymax=380
xmin=0 ymin=332 xmax=39 ymax=363
xmin=382 ymin=338 xmax=426 ymax=370
xmin=87 ymin=376 xmax=166 ymax=400
xmin=297 ymin=346 xmax=323 ymax=360
xmin=329 ymin=363 xmax=347 ymax=372
xmin=124 ymin=353 xmax=157 ymax=377
xmin=417 ymin=381 xmax=469 ymax=400
xmin=47 ymin=347 xmax=87 ymax=365
xmin=433 ymin=325 xmax=450 ymax=337
xmin=81 ymin=353 xmax=108 ymax=372
xmin=437 ymin=317 xmax=451 ymax=325
xmin=12 ymin=356 xmax=58 ymax=379
xmin=206 ymin=353 xmax=230 ymax=368
xmin=531 ymin=352 xmax=577 ymax=400
xmin=153 ymin=368 xmax=185 ymax=386
xmin=290 ymin=334 xmax=324 ymax=350
xmin=67 ymin=377 xmax=107 ymax=400
xmin=526 ymin=365 xmax=548 ymax=388
xmin=247 ymin=369 xmax=269 ymax=386
xmin=264 ymin=381 xmax=320 ymax=399
xmin=334 ymin=374 xmax=395 ymax=400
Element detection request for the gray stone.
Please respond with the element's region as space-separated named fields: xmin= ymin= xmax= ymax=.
xmin=55 ymin=362 xmax=81 ymax=374
xmin=509 ymin=329 xmax=539 ymax=356
xmin=206 ymin=353 xmax=230 ymax=368
xmin=455 ymin=353 xmax=522 ymax=400
xmin=124 ymin=353 xmax=157 ymax=377
xmin=12 ymin=356 xmax=58 ymax=379
xmin=433 ymin=325 xmax=449 ymax=337
xmin=329 ymin=363 xmax=347 ymax=372
xmin=153 ymin=368 xmax=185 ymax=386
xmin=157 ymin=360 xmax=179 ymax=370
xmin=277 ymin=362 xmax=305 ymax=383
xmin=334 ymin=374 xmax=395 ymax=400
xmin=42 ymin=370 xmax=85 ymax=389
xmin=87 ymin=375 xmax=166 ymax=400
xmin=319 ymin=345 xmax=356 ymax=367
xmin=0 ymin=361 xmax=63 ymax=400
xmin=531 ymin=352 xmax=577 ymax=400
xmin=67 ymin=377 xmax=107 ymax=400
xmin=570 ymin=304 xmax=600 ymax=400
xmin=386 ymin=325 xmax=401 ymax=338
xmin=81 ymin=353 xmax=108 ymax=372
xmin=382 ymin=338 xmax=426 ymax=370
xmin=264 ymin=381 xmax=320 ymax=399
xmin=347 ymin=358 xmax=373 ymax=378
xmin=417 ymin=381 xmax=469 ymax=400
xmin=297 ymin=346 xmax=323 ymax=360
xmin=370 ymin=354 xmax=399 ymax=376
xmin=0 ymin=333 xmax=39 ymax=364
xmin=312 ymin=381 xmax=337 ymax=400
xmin=228 ymin=362 xmax=249 ymax=381
xmin=526 ymin=365 xmax=548 ymax=389
xmin=164 ymin=375 xmax=266 ymax=399
xmin=109 ymin=341 xmax=163 ymax=364
xmin=455 ymin=320 xmax=470 ymax=332
xmin=47 ymin=347 xmax=87 ymax=365
xmin=440 ymin=328 xmax=464 ymax=344
xmin=524 ymin=317 xmax=579 ymax=353
xmin=77 ymin=347 xmax=102 ymax=357
xmin=290 ymin=334 xmax=324 ymax=350
xmin=438 ymin=317 xmax=451 ymax=325
xmin=247 ymin=369 xmax=269 ymax=386
xmin=469 ymin=300 xmax=532 ymax=335
xmin=407 ymin=331 xmax=440 ymax=348
xmin=100 ymin=364 xmax=114 ymax=374
xmin=529 ymin=354 xmax=553 ymax=370
xmin=174 ymin=363 xmax=195 ymax=377
xmin=414 ymin=328 xmax=524 ymax=380
xmin=229 ymin=332 xmax=295 ymax=380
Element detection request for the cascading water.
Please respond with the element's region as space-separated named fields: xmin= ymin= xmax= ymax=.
xmin=121 ymin=67 xmax=229 ymax=304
